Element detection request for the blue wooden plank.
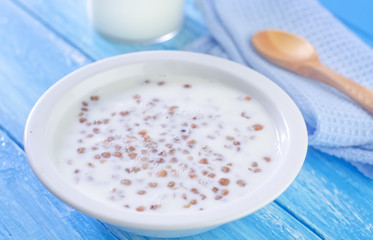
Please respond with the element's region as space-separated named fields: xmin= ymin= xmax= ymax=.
xmin=0 ymin=0 xmax=372 ymax=239
xmin=105 ymin=203 xmax=319 ymax=240
xmin=0 ymin=0 xmax=206 ymax=141
xmin=0 ymin=1 xmax=320 ymax=239
xmin=12 ymin=0 xmax=208 ymax=60
xmin=0 ymin=128 xmax=319 ymax=239
xmin=276 ymin=147 xmax=373 ymax=239
xmin=319 ymin=0 xmax=373 ymax=46
xmin=0 ymin=0 xmax=91 ymax=144
xmin=275 ymin=2 xmax=373 ymax=237
xmin=0 ymin=130 xmax=119 ymax=239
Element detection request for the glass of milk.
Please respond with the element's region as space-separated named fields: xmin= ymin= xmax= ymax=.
xmin=87 ymin=0 xmax=185 ymax=43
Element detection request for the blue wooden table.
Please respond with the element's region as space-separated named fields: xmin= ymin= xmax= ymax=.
xmin=1 ymin=0 xmax=372 ymax=239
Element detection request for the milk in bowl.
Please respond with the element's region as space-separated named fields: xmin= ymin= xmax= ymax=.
xmin=53 ymin=75 xmax=279 ymax=213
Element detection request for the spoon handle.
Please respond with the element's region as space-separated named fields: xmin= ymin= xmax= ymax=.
xmin=298 ymin=62 xmax=373 ymax=114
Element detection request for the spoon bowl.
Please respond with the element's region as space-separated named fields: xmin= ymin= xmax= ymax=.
xmin=252 ymin=30 xmax=373 ymax=114
xmin=252 ymin=30 xmax=317 ymax=65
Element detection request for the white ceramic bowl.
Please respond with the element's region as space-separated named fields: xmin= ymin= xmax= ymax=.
xmin=24 ymin=51 xmax=307 ymax=238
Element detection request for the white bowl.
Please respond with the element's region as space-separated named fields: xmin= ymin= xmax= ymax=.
xmin=24 ymin=51 xmax=307 ymax=238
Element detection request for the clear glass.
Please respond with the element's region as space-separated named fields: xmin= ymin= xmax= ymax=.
xmin=87 ymin=0 xmax=185 ymax=43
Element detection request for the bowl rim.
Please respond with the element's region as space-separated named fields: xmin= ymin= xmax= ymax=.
xmin=24 ymin=50 xmax=308 ymax=231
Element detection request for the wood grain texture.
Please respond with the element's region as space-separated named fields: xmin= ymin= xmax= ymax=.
xmin=12 ymin=0 xmax=208 ymax=60
xmin=0 ymin=0 xmax=372 ymax=239
xmin=0 ymin=130 xmax=319 ymax=239
xmin=0 ymin=0 xmax=91 ymax=144
xmin=104 ymin=203 xmax=319 ymax=240
xmin=276 ymin=148 xmax=373 ymax=239
xmin=0 ymin=130 xmax=119 ymax=239
xmin=0 ymin=0 xmax=319 ymax=239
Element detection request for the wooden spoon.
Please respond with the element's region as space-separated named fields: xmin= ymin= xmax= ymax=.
xmin=252 ymin=30 xmax=373 ymax=114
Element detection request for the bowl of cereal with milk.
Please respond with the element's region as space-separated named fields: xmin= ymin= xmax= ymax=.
xmin=24 ymin=51 xmax=307 ymax=238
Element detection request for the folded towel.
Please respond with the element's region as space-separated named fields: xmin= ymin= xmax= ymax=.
xmin=187 ymin=0 xmax=373 ymax=178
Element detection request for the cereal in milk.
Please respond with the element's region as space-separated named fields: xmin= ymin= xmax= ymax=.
xmin=56 ymin=77 xmax=279 ymax=212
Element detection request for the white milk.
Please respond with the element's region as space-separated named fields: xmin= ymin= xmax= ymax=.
xmin=87 ymin=0 xmax=185 ymax=42
xmin=55 ymin=76 xmax=279 ymax=212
